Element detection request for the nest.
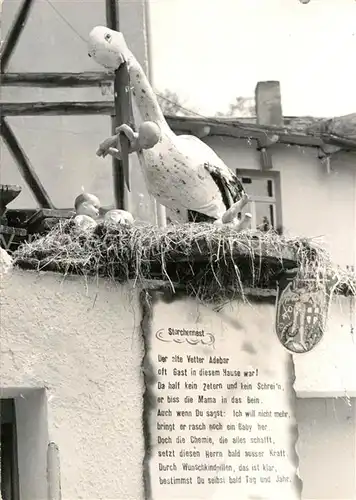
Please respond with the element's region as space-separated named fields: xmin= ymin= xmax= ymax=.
xmin=13 ymin=220 xmax=356 ymax=304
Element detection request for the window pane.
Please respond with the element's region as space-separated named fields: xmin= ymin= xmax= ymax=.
xmin=241 ymin=176 xmax=274 ymax=198
xmin=242 ymin=201 xmax=276 ymax=230
xmin=256 ymin=202 xmax=275 ymax=229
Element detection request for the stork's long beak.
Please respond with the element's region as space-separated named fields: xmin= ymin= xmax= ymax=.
xmin=119 ymin=134 xmax=131 ymax=192
xmin=114 ymin=61 xmax=132 ymax=192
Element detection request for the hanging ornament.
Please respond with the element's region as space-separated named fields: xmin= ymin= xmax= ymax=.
xmin=275 ymin=270 xmax=333 ymax=354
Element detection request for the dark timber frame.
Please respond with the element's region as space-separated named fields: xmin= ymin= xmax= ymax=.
xmin=0 ymin=0 xmax=127 ymax=209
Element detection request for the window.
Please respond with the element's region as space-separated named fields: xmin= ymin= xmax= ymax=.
xmin=237 ymin=170 xmax=283 ymax=233
xmin=1 ymin=399 xmax=20 ymax=500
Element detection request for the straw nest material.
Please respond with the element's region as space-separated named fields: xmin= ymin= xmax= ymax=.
xmin=13 ymin=219 xmax=355 ymax=303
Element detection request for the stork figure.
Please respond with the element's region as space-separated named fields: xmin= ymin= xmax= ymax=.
xmin=88 ymin=26 xmax=251 ymax=228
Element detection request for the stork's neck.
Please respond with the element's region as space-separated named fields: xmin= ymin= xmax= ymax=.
xmin=126 ymin=53 xmax=169 ymax=129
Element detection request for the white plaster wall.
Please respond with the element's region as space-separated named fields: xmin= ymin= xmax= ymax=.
xmin=1 ymin=271 xmax=355 ymax=499
xmin=0 ymin=270 xmax=144 ymax=500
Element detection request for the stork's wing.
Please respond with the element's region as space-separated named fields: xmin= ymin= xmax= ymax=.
xmin=178 ymin=134 xmax=245 ymax=210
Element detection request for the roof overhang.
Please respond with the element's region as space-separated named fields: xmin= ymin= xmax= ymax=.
xmin=166 ymin=115 xmax=356 ymax=152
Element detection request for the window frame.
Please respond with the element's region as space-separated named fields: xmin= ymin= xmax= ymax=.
xmin=1 ymin=399 xmax=20 ymax=500
xmin=236 ymin=169 xmax=283 ymax=231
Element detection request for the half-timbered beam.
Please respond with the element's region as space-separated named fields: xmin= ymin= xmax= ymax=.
xmin=322 ymin=135 xmax=356 ymax=150
xmin=106 ymin=0 xmax=126 ymax=209
xmin=2 ymin=72 xmax=113 ymax=87
xmin=2 ymin=102 xmax=356 ymax=151
xmin=106 ymin=0 xmax=119 ymax=32
xmin=0 ymin=0 xmax=35 ymax=73
xmin=0 ymin=118 xmax=54 ymax=208
xmin=1 ymin=102 xmax=114 ymax=115
xmin=114 ymin=63 xmax=132 ymax=194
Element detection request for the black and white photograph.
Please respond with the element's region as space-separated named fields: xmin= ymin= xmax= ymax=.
xmin=1 ymin=0 xmax=355 ymax=499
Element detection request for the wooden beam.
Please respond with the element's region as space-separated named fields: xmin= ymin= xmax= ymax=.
xmin=0 ymin=0 xmax=35 ymax=73
xmin=322 ymin=134 xmax=356 ymax=150
xmin=106 ymin=0 xmax=119 ymax=31
xmin=1 ymin=102 xmax=114 ymax=116
xmin=25 ymin=209 xmax=74 ymax=233
xmin=187 ymin=120 xmax=323 ymax=148
xmin=169 ymin=117 xmax=356 ymax=150
xmin=114 ymin=63 xmax=132 ymax=195
xmin=105 ymin=0 xmax=126 ymax=209
xmin=2 ymin=103 xmax=356 ymax=151
xmin=2 ymin=72 xmax=113 ymax=87
xmin=0 ymin=118 xmax=54 ymax=208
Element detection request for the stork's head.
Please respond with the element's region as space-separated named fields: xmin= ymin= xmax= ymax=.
xmin=88 ymin=26 xmax=129 ymax=70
